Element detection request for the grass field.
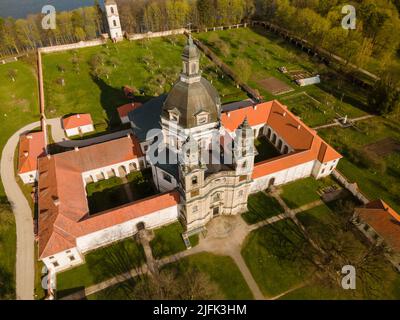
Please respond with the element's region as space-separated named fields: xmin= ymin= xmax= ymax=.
xmin=0 ymin=58 xmax=40 ymax=299
xmin=319 ymin=116 xmax=400 ymax=212
xmin=88 ymin=252 xmax=253 ymax=300
xmin=150 ymin=221 xmax=198 ymax=259
xmin=57 ymin=237 xmax=145 ymax=298
xmin=280 ymin=176 xmax=338 ymax=209
xmin=254 ymin=136 xmax=280 ymax=163
xmin=241 ymin=192 xmax=284 ymax=225
xmin=162 ymin=252 xmax=254 ymax=300
xmin=42 ymin=36 xmax=247 ymax=132
xmin=242 ymin=202 xmax=400 ymax=299
xmin=196 ymin=27 xmax=367 ymax=127
xmin=241 ymin=219 xmax=315 ymax=297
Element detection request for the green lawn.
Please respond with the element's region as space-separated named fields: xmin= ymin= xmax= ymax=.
xmin=196 ymin=27 xmax=368 ymax=127
xmin=254 ymin=137 xmax=280 ymax=163
xmin=57 ymin=237 xmax=145 ymax=298
xmin=280 ymin=176 xmax=338 ymax=209
xmin=0 ymin=59 xmax=40 ymax=299
xmin=319 ymin=116 xmax=400 ymax=212
xmin=150 ymin=221 xmax=198 ymax=259
xmin=89 ymin=252 xmax=253 ymax=300
xmin=241 ymin=192 xmax=284 ymax=224
xmin=162 ymin=252 xmax=254 ymax=300
xmin=241 ymin=219 xmax=315 ymax=297
xmin=86 ymin=169 xmax=156 ymax=213
xmin=287 ymin=204 xmax=400 ymax=300
xmin=42 ymin=37 xmax=247 ymax=131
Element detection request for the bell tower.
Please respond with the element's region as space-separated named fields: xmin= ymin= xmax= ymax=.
xmin=180 ymin=35 xmax=201 ymax=84
xmin=105 ymin=0 xmax=123 ymax=42
xmin=234 ymin=117 xmax=255 ymax=176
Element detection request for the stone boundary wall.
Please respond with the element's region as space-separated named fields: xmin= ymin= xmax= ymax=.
xmin=38 ymin=39 xmax=107 ymax=54
xmin=333 ymin=169 xmax=370 ymax=204
xmin=127 ymin=28 xmax=187 ymax=40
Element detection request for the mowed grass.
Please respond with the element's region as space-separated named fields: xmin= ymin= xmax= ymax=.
xmin=285 ymin=204 xmax=400 ymax=300
xmin=88 ymin=252 xmax=253 ymax=300
xmin=162 ymin=252 xmax=254 ymax=300
xmin=241 ymin=192 xmax=284 ymax=225
xmin=150 ymin=221 xmax=198 ymax=259
xmin=319 ymin=116 xmax=400 ymax=212
xmin=196 ymin=27 xmax=367 ymax=127
xmin=57 ymin=238 xmax=145 ymax=298
xmin=42 ymin=37 xmax=247 ymax=131
xmin=280 ymin=176 xmax=338 ymax=209
xmin=0 ymin=59 xmax=40 ymax=299
xmin=241 ymin=219 xmax=315 ymax=297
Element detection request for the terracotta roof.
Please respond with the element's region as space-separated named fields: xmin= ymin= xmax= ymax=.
xmin=117 ymin=102 xmax=142 ymax=118
xmin=18 ymin=131 xmax=46 ymax=174
xmin=220 ymin=99 xmax=342 ymax=178
xmin=355 ymin=200 xmax=400 ymax=252
xmin=37 ymin=135 xmax=158 ymax=259
xmin=62 ymin=114 xmax=93 ymax=130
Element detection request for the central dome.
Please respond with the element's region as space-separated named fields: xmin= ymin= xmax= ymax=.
xmin=162 ymin=35 xmax=221 ymax=128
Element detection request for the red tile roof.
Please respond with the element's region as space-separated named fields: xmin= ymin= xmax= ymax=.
xmin=62 ymin=114 xmax=93 ymax=130
xmin=18 ymin=131 xmax=46 ymax=174
xmin=37 ymin=135 xmax=162 ymax=259
xmin=117 ymin=102 xmax=142 ymax=118
xmin=356 ymin=200 xmax=400 ymax=252
xmin=220 ymin=100 xmax=342 ymax=178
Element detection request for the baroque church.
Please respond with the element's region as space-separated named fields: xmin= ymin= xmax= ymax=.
xmin=35 ymin=35 xmax=341 ymax=273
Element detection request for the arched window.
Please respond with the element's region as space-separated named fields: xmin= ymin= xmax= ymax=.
xmin=192 ymin=176 xmax=198 ymax=186
xmin=111 ymin=7 xmax=115 ymax=14
xmin=113 ymin=20 xmax=117 ymax=27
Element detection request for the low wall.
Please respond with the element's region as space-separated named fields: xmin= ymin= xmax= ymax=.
xmin=333 ymin=170 xmax=370 ymax=204
xmin=127 ymin=28 xmax=187 ymax=41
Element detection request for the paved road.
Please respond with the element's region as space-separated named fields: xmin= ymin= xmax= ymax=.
xmin=46 ymin=117 xmax=132 ymax=148
xmin=1 ymin=121 xmax=40 ymax=300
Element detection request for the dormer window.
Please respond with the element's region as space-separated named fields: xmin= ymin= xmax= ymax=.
xmin=196 ymin=111 xmax=209 ymax=126
xmin=168 ymin=109 xmax=180 ymax=123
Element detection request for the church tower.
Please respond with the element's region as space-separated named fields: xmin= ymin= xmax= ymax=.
xmin=234 ymin=117 xmax=255 ymax=176
xmin=105 ymin=0 xmax=123 ymax=42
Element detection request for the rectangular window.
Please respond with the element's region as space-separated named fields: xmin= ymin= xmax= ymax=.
xmin=239 ymin=175 xmax=247 ymax=182
xmin=113 ymin=20 xmax=117 ymax=27
xmin=191 ymin=190 xmax=199 ymax=197
xmin=52 ymin=261 xmax=59 ymax=268
xmin=162 ymin=172 xmax=172 ymax=183
xmin=69 ymin=255 xmax=75 ymax=261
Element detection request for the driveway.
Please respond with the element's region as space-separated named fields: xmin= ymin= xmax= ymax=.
xmin=1 ymin=121 xmax=40 ymax=300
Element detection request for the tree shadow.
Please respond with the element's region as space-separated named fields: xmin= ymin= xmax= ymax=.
xmin=91 ymin=76 xmax=157 ymax=131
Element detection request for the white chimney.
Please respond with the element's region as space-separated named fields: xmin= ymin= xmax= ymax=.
xmin=53 ymin=198 xmax=60 ymax=206
xmin=77 ymin=114 xmax=81 ymax=118
xmin=227 ymin=112 xmax=230 ymax=118
xmin=27 ymin=135 xmax=33 ymax=140
xmin=74 ymin=146 xmax=79 ymax=152
xmin=47 ymin=154 xmax=51 ymax=159
xmin=24 ymin=152 xmax=29 ymax=157
xmin=283 ymin=112 xmax=287 ymax=117
xmin=297 ymin=124 xmax=301 ymax=130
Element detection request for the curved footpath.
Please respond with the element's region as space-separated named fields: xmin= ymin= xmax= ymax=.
xmin=1 ymin=121 xmax=40 ymax=300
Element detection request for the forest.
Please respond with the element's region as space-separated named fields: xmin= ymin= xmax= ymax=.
xmin=0 ymin=0 xmax=398 ymax=71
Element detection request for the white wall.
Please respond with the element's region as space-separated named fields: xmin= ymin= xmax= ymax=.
xmin=152 ymin=166 xmax=178 ymax=193
xmin=76 ymin=205 xmax=178 ymax=253
xmin=19 ymin=170 xmax=37 ymax=184
xmin=251 ymin=160 xmax=316 ymax=192
xmin=82 ymin=157 xmax=144 ymax=184
xmin=42 ymin=247 xmax=83 ymax=273
xmin=65 ymin=124 xmax=94 ymax=137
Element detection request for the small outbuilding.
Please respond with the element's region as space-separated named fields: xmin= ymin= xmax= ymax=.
xmin=62 ymin=114 xmax=94 ymax=137
xmin=18 ymin=131 xmax=46 ymax=184
xmin=117 ymin=102 xmax=142 ymax=124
